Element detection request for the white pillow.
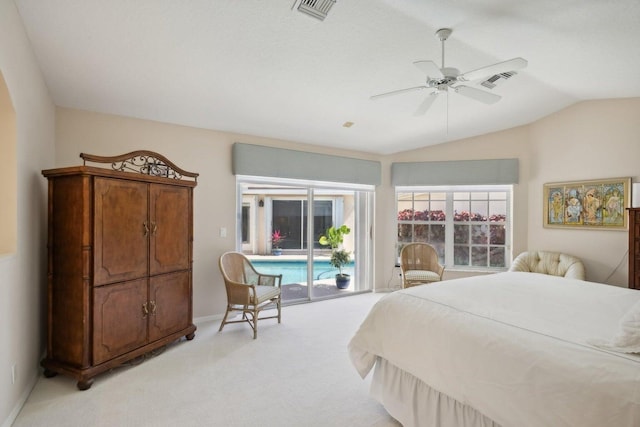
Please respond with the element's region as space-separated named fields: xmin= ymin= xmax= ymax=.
xmin=591 ymin=300 xmax=640 ymax=353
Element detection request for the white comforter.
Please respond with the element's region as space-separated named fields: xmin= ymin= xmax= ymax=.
xmin=348 ymin=272 xmax=640 ymax=427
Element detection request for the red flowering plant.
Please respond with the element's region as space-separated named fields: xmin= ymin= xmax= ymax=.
xmin=397 ymin=209 xmax=447 ymax=240
xmin=271 ymin=230 xmax=285 ymax=249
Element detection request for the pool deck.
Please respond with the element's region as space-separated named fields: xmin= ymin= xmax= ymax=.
xmin=281 ymin=281 xmax=353 ymax=300
xmin=247 ymin=254 xmax=332 ymax=261
xmin=246 ymin=254 xmax=354 ymax=301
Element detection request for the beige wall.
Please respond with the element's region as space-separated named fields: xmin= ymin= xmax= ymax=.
xmin=0 ymin=0 xmax=56 ymax=425
xmin=526 ymin=98 xmax=640 ymax=285
xmin=384 ymin=98 xmax=640 ymax=286
xmin=383 ymin=125 xmax=532 ymax=284
xmin=54 ymin=98 xmax=640 ymax=329
xmin=55 ymin=108 xmax=381 ymax=321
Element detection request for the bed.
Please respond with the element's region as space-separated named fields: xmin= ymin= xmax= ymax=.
xmin=348 ymin=272 xmax=640 ymax=427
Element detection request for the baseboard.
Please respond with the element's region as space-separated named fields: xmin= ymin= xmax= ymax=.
xmin=1 ymin=371 xmax=39 ymax=427
xmin=194 ymin=313 xmax=224 ymax=325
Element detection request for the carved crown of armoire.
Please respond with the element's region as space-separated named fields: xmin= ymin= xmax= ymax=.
xmin=41 ymin=151 xmax=198 ymax=390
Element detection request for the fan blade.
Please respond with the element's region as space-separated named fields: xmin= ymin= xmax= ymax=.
xmin=370 ymin=86 xmax=428 ymax=100
xmin=413 ymin=92 xmax=439 ymax=116
xmin=455 ymin=85 xmax=501 ymax=104
xmin=413 ymin=60 xmax=444 ymax=79
xmin=458 ymin=57 xmax=527 ymax=82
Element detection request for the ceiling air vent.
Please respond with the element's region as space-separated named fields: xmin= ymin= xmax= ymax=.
xmin=295 ymin=0 xmax=336 ymax=21
xmin=480 ymin=71 xmax=517 ymax=90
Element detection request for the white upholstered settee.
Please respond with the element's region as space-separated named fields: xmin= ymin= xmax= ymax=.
xmin=508 ymin=250 xmax=585 ymax=280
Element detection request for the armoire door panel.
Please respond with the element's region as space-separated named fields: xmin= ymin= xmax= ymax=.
xmin=93 ymin=279 xmax=148 ymax=365
xmin=149 ymin=184 xmax=190 ymax=275
xmin=149 ymin=271 xmax=191 ymax=342
xmin=94 ymin=178 xmax=149 ymax=285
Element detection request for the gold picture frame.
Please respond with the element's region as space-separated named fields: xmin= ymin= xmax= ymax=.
xmin=543 ymin=177 xmax=631 ymax=230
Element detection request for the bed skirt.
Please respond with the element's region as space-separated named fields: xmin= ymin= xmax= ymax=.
xmin=371 ymin=357 xmax=500 ymax=427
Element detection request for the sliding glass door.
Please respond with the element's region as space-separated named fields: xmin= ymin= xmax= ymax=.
xmin=237 ymin=176 xmax=374 ymax=303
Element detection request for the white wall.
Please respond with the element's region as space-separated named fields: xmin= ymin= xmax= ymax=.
xmin=0 ymin=0 xmax=55 ymax=425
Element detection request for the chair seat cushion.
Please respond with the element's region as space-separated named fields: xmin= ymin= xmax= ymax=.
xmin=252 ymin=285 xmax=281 ymax=304
xmin=404 ymin=270 xmax=441 ymax=283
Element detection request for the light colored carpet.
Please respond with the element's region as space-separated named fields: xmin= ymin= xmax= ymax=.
xmin=13 ymin=292 xmax=400 ymax=427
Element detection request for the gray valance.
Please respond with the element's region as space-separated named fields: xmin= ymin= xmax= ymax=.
xmin=232 ymin=143 xmax=381 ymax=186
xmin=391 ymin=158 xmax=519 ymax=186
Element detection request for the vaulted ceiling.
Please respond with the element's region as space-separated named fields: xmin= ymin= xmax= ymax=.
xmin=14 ymin=0 xmax=640 ymax=154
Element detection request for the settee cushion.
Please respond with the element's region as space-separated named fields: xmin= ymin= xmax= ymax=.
xmin=509 ymin=251 xmax=585 ymax=280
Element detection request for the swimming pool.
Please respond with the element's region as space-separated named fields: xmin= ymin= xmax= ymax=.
xmin=251 ymin=259 xmax=355 ymax=285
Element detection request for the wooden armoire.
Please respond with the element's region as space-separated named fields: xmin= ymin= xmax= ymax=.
xmin=628 ymin=208 xmax=640 ymax=290
xmin=41 ymin=151 xmax=198 ymax=390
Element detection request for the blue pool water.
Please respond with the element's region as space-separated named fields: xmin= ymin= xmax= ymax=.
xmin=251 ymin=259 xmax=354 ymax=285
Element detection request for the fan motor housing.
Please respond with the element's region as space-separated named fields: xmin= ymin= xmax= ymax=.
xmin=427 ymin=67 xmax=460 ymax=89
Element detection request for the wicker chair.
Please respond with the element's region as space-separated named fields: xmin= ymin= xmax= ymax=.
xmin=400 ymin=243 xmax=445 ymax=288
xmin=218 ymin=252 xmax=282 ymax=339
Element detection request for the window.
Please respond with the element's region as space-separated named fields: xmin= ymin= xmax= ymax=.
xmin=397 ymin=186 xmax=511 ymax=270
xmin=272 ymin=199 xmax=334 ymax=250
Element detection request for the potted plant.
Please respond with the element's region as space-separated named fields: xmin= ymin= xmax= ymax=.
xmin=318 ymin=224 xmax=350 ymax=250
xmin=271 ymin=229 xmax=285 ymax=255
xmin=319 ymin=225 xmax=351 ymax=288
xmin=330 ymin=249 xmax=351 ymax=289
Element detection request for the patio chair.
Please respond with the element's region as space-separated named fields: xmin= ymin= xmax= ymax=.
xmin=218 ymin=251 xmax=282 ymax=339
xmin=400 ymin=243 xmax=445 ymax=288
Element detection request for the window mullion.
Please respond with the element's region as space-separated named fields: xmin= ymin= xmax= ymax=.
xmin=444 ymin=193 xmax=454 ymax=267
xmin=506 ymin=191 xmax=512 ymax=267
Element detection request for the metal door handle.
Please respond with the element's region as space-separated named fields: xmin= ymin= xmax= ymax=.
xmin=142 ymin=302 xmax=149 ymax=317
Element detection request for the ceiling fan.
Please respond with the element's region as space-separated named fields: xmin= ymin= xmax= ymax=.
xmin=371 ymin=28 xmax=528 ymax=116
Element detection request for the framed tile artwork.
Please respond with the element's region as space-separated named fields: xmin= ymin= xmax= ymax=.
xmin=543 ymin=177 xmax=631 ymax=230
